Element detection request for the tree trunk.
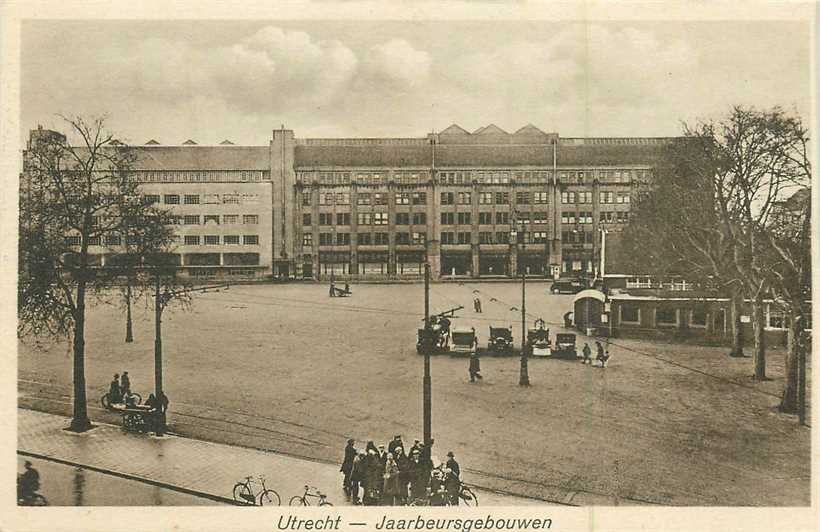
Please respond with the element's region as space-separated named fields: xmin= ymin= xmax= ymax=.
xmin=69 ymin=280 xmax=92 ymax=432
xmin=125 ymin=279 xmax=134 ymax=343
xmin=728 ymin=294 xmax=745 ymax=357
xmin=779 ymin=309 xmax=800 ymax=413
xmin=751 ymin=296 xmax=766 ymax=380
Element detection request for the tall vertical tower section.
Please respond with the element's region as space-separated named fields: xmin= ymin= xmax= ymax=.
xmin=270 ymin=126 xmax=297 ymax=277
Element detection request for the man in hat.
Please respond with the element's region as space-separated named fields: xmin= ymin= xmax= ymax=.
xmin=18 ymin=460 xmax=40 ymax=503
xmin=120 ymin=371 xmax=131 ymax=400
xmin=445 ymin=451 xmax=461 ymax=505
xmin=340 ymin=439 xmax=357 ymax=496
xmin=388 ymin=435 xmax=404 ymax=456
xmin=469 ymin=352 xmax=483 ymax=382
xmin=109 ymin=374 xmax=121 ymax=404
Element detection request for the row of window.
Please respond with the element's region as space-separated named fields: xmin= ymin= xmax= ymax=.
xmin=562 ymin=191 xmax=630 ymax=204
xmin=173 ymin=214 xmax=259 ymax=225
xmin=135 ymin=170 xmax=268 ymax=183
xmin=304 ymin=232 xmax=427 ymax=247
xmin=299 ymin=169 xmax=650 ymax=186
xmin=148 ymin=193 xmax=261 ymax=205
xmin=561 ymin=211 xmax=630 ymax=225
xmin=182 ymin=235 xmax=260 ymax=246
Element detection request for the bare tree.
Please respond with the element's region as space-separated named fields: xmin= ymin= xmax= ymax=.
xmin=18 ymin=116 xmax=174 ymax=432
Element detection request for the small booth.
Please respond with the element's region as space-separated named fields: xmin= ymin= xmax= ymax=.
xmin=573 ymin=289 xmax=607 ymax=336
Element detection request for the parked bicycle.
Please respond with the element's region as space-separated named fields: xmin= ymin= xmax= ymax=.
xmin=232 ymin=476 xmax=281 ymax=506
xmin=289 ymin=485 xmax=333 ymax=506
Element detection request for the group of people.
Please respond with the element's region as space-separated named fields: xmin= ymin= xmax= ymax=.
xmin=340 ymin=436 xmax=462 ymax=506
xmin=109 ymin=372 xmax=169 ymax=413
xmin=582 ymin=340 xmax=611 ymax=367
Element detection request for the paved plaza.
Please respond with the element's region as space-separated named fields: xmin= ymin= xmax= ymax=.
xmin=18 ymin=281 xmax=811 ymax=506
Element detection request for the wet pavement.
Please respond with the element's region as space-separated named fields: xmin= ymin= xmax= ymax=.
xmin=16 ymin=456 xmax=216 ymax=506
xmin=18 ymin=408 xmax=544 ymax=506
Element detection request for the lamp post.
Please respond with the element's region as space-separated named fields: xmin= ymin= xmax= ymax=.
xmin=422 ymin=262 xmax=432 ymax=446
xmin=511 ymin=223 xmax=530 ymax=386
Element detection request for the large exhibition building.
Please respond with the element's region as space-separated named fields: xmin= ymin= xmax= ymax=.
xmin=25 ymin=124 xmax=670 ymax=280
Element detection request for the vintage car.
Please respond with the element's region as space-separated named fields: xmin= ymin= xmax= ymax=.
xmin=488 ymin=326 xmax=513 ymax=354
xmin=527 ymin=322 xmax=552 ymax=357
xmin=552 ymin=333 xmax=578 ymax=359
xmin=549 ymin=278 xmax=586 ymax=295
xmin=450 ymin=326 xmax=477 ymax=356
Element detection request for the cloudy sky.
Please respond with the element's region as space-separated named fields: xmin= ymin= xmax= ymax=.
xmin=21 ymin=19 xmax=811 ymax=145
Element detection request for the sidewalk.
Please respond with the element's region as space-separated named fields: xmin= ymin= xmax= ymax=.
xmin=18 ymin=408 xmax=543 ymax=506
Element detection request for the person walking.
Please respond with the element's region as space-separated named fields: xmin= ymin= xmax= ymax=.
xmin=18 ymin=461 xmax=41 ymax=504
xmin=340 ymin=439 xmax=357 ymax=496
xmin=595 ymin=341 xmax=610 ymax=368
xmin=469 ymin=352 xmax=483 ymax=382
xmin=329 ymin=281 xmax=336 ymax=297
xmin=109 ymin=374 xmax=121 ymax=404
xmin=120 ymin=371 xmax=131 ymax=399
xmin=349 ymin=452 xmax=365 ymax=504
xmin=382 ymin=454 xmax=401 ymax=506
xmin=582 ymin=343 xmax=592 ymax=364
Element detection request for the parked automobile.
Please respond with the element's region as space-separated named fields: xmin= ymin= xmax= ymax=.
xmin=552 ymin=333 xmax=578 ymax=359
xmin=488 ymin=326 xmax=513 ymax=354
xmin=450 ymin=326 xmax=477 ymax=356
xmin=550 ymin=278 xmax=585 ymax=294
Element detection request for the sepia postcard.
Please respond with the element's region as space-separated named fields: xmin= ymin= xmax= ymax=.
xmin=0 ymin=1 xmax=817 ymax=531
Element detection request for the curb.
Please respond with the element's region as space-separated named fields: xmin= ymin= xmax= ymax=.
xmin=17 ymin=449 xmax=245 ymax=506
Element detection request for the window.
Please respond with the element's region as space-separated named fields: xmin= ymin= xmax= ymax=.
xmin=87 ymin=236 xmax=101 ymax=246
xmin=577 ymin=191 xmax=592 ymax=204
xmin=579 ymin=211 xmax=593 ymax=224
xmin=374 ymin=212 xmax=388 ymax=225
xmin=204 ymin=235 xmax=220 ymax=245
xmin=357 ymin=193 xmax=371 ymax=206
xmin=561 ymin=191 xmax=575 ymax=204
xmin=620 ymin=305 xmax=640 ymax=323
xmin=616 ymin=211 xmax=629 ymax=223
xmin=458 ymin=192 xmax=472 ymax=205
xmin=533 ymin=231 xmax=548 ymax=243
xmin=184 ymin=194 xmax=200 ymax=205
xmin=412 ymin=232 xmax=426 ymax=245
xmin=457 ymin=232 xmax=471 ymax=244
xmin=412 ymin=213 xmax=426 ymax=225
xmin=184 ymin=235 xmax=200 ymax=245
xmin=374 ymin=193 xmax=387 ymax=205
xmin=495 ymin=192 xmax=509 ymax=204
xmin=395 ymin=232 xmax=410 ymax=245
xmin=144 ymin=194 xmax=160 ymax=204
xmin=395 ymin=213 xmax=410 ymax=225
xmin=319 ymin=193 xmax=334 ymax=206
xmin=600 ymin=211 xmax=613 ymax=224
xmin=441 ymin=232 xmax=455 ymax=244
xmin=395 ymin=193 xmax=410 ymax=205
xmin=184 ymin=215 xmax=200 ymax=225
xmin=495 ymin=212 xmax=509 ymax=225
xmin=358 ymin=233 xmax=372 ymax=245
xmin=164 ymin=194 xmax=180 ymax=205
xmin=600 ymin=191 xmax=614 ymax=204
xmin=479 ymin=212 xmax=493 ymax=225
xmin=303 ymin=214 xmax=312 ymax=226
xmin=690 ymin=307 xmax=708 ymax=327
xmin=616 ymin=192 xmax=631 ymax=204
xmin=243 ymin=215 xmax=259 ymax=225
xmin=336 ymin=192 xmax=350 ymax=205
xmin=375 ymin=232 xmax=389 ymax=245
xmin=479 ymin=192 xmax=493 ymax=204
xmin=534 ymin=192 xmax=549 ymax=204
xmin=656 ymin=307 xmax=678 ymax=326
xmin=203 ymin=215 xmax=220 ymax=225
xmin=302 ymin=191 xmax=312 ymax=206
xmin=412 ymin=192 xmax=426 ymax=205
xmin=441 ymin=212 xmax=455 ymax=225
xmin=222 ymin=194 xmax=241 ymax=205
xmin=561 ymin=212 xmax=576 ymax=224
xmin=319 ymin=213 xmax=332 ymax=226
xmin=319 ymin=233 xmax=333 ymax=246
xmin=516 ymin=192 xmax=530 ymax=204
xmin=224 ymin=215 xmax=239 ymax=224
xmin=457 ymin=212 xmax=471 ymax=225
xmin=336 ymin=233 xmax=350 ymax=245
xmin=441 ymin=192 xmax=454 ymax=205
xmin=479 ymin=232 xmax=493 ymax=244
xmin=495 ymin=231 xmax=509 ymax=244
xmin=336 ymin=213 xmax=350 ymax=226
xmin=767 ymin=304 xmax=787 ymax=330
xmin=303 ymin=233 xmax=313 ymax=246
xmin=532 ymin=213 xmax=548 ymax=225
xmin=357 ymin=213 xmax=371 ymax=225
xmin=222 ymin=235 xmax=239 ymax=245
xmin=105 ymin=235 xmax=122 ymax=246
xmin=518 ymin=213 xmax=530 ymax=224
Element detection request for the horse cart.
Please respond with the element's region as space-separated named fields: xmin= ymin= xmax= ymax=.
xmin=100 ymin=392 xmax=159 ymax=433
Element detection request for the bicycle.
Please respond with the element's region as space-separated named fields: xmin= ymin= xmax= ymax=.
xmin=289 ymin=485 xmax=333 ymax=506
xmin=232 ymin=476 xmax=281 ymax=506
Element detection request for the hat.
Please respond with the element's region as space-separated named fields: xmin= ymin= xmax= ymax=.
xmin=347 ymin=438 xmax=354 ymax=444
xmin=447 ymin=451 xmax=454 ymax=457
xmin=394 ymin=435 xmax=401 ymax=439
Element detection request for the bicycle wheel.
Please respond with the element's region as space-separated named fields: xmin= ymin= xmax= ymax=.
xmin=460 ymin=486 xmax=478 ymax=506
xmin=100 ymin=393 xmax=111 ymax=409
xmin=289 ymin=496 xmax=307 ymax=506
xmin=233 ymin=483 xmax=253 ymax=504
xmin=258 ymin=489 xmax=280 ymax=506
xmin=319 ymin=501 xmax=333 ymax=506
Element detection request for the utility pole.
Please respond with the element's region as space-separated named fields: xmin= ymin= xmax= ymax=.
xmin=423 ymin=263 xmax=432 ymax=445
xmin=153 ymin=273 xmax=164 ymax=435
xmin=519 ymin=269 xmax=530 ymax=386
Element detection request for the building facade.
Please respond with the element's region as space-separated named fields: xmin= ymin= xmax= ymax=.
xmin=24 ymin=123 xmax=670 ymax=280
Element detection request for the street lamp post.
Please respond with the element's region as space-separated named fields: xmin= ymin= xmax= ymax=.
xmin=511 ymin=223 xmax=530 ymax=386
xmin=423 ymin=263 xmax=432 ymax=446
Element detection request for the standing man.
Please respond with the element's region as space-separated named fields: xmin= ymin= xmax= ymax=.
xmin=340 ymin=439 xmax=357 ymax=496
xmin=388 ymin=435 xmax=404 ymax=455
xmin=120 ymin=371 xmax=131 ymax=400
xmin=582 ymin=343 xmax=592 ymax=364
xmin=469 ymin=352 xmax=483 ymax=382
xmin=444 ymin=452 xmax=461 ymax=505
xmin=595 ymin=341 xmax=609 ymax=367
xmin=18 ymin=461 xmax=41 ymax=504
xmin=109 ymin=374 xmax=121 ymax=404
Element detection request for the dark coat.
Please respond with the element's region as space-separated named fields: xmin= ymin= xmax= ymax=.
xmin=446 ymin=458 xmax=460 ymax=478
xmin=469 ymin=356 xmax=481 ymax=373
xmin=341 ymin=443 xmax=357 ymax=473
xmin=120 ymin=374 xmax=130 ymax=393
xmin=383 ymin=460 xmax=402 ymax=496
xmin=350 ymin=455 xmax=365 ymax=482
xmin=363 ymin=454 xmax=383 ymax=490
xmin=388 ymin=439 xmax=404 ymax=455
xmin=109 ymin=380 xmax=121 ymax=401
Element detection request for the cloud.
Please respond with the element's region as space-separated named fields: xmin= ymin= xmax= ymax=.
xmin=361 ymin=39 xmax=432 ymax=90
